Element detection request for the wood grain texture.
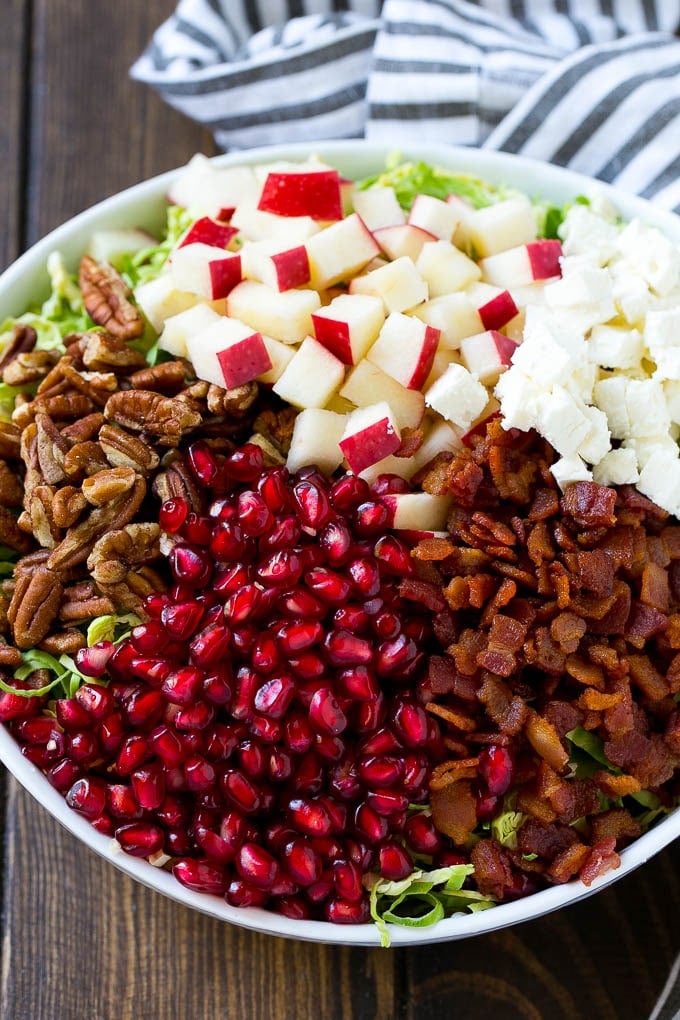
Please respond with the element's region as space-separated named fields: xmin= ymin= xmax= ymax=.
xmin=0 ymin=0 xmax=28 ymax=270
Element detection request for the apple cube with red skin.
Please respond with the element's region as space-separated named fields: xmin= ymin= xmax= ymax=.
xmin=135 ymin=275 xmax=198 ymax=334
xmin=416 ymin=241 xmax=481 ymax=297
xmin=412 ymin=419 xmax=463 ymax=473
xmin=367 ymin=312 xmax=440 ymax=390
xmin=349 ymin=256 xmax=428 ymax=313
xmin=381 ymin=492 xmax=453 ymax=532
xmin=480 ymin=240 xmax=563 ymax=288
xmin=373 ymin=224 xmax=436 ymax=263
xmin=357 ymin=453 xmax=419 ymax=485
xmin=460 ymin=330 xmax=519 ymax=385
xmin=466 ymin=281 xmax=519 ymax=331
xmin=167 ymin=155 xmax=259 ymax=218
xmin=273 ymin=336 xmax=345 ymax=409
xmin=408 ymin=194 xmax=460 ymax=242
xmin=158 ymin=303 xmax=223 ymax=358
xmin=241 ymin=240 xmax=310 ymax=291
xmin=257 ymin=335 xmax=295 ymax=385
xmin=258 ymin=169 xmax=343 ymax=221
xmin=311 ymin=293 xmax=385 ymax=365
xmin=226 ymin=280 xmax=320 ymax=345
xmin=306 ymin=213 xmax=380 ymax=289
xmin=339 ymin=360 xmax=425 ymax=431
xmin=414 ymin=293 xmax=482 ymax=350
xmin=170 ymin=242 xmax=242 ymax=300
xmin=286 ymin=408 xmax=347 ymax=475
xmin=351 ymin=186 xmax=405 ymax=231
xmin=464 ymin=196 xmax=537 ymax=257
xmin=231 ymin=204 xmax=321 ymax=244
xmin=178 ymin=217 xmax=239 ymax=250
xmin=339 ymin=402 xmax=401 ymax=475
xmin=186 ymin=317 xmax=271 ymax=389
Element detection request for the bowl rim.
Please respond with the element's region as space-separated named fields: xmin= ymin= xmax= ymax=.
xmin=2 ymin=138 xmax=680 ymax=946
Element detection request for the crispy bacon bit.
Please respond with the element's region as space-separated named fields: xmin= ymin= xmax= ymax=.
xmin=429 ymin=780 xmax=477 ymax=845
xmin=561 ymin=482 xmax=617 ymax=529
xmin=579 ymin=838 xmax=621 ymax=887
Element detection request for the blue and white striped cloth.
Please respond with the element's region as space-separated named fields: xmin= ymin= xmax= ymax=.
xmin=132 ymin=0 xmax=680 ymax=212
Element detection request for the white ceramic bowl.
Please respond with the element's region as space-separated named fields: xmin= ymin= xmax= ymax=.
xmin=1 ymin=141 xmax=680 ymax=946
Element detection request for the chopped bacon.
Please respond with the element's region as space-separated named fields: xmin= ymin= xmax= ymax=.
xmin=561 ymin=482 xmax=617 ymax=529
xmin=579 ymin=838 xmax=621 ymax=887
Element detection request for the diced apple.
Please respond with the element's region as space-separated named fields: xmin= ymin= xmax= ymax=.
xmin=169 ymin=242 xmax=242 ymax=300
xmin=465 ymin=281 xmax=519 ymax=331
xmin=349 ymin=256 xmax=428 ymax=313
xmin=167 ymin=155 xmax=260 ymax=217
xmin=339 ymin=402 xmax=401 ymax=475
xmin=258 ymin=335 xmax=296 ymax=385
xmin=311 ymin=293 xmax=385 ymax=365
xmin=411 ymin=419 xmax=463 ymax=472
xmin=447 ymin=194 xmax=476 ymax=250
xmin=287 ymin=408 xmax=347 ymax=475
xmin=326 ymin=393 xmax=356 ymax=415
xmin=351 ymin=186 xmax=405 ymax=231
xmin=339 ymin=360 xmax=425 ymax=430
xmin=460 ymin=330 xmax=519 ymax=385
xmin=135 ymin=275 xmax=198 ymax=334
xmin=240 ymin=240 xmax=310 ymax=291
xmin=246 ymin=432 xmax=286 ymax=466
xmin=465 ymin=196 xmax=537 ymax=257
xmin=88 ymin=227 xmax=157 ymax=267
xmin=231 ymin=204 xmax=321 ymax=243
xmin=425 ymin=363 xmax=488 ymax=429
xmin=367 ymin=312 xmax=440 ymax=390
xmin=306 ymin=214 xmax=380 ymax=289
xmin=226 ymin=280 xmax=320 ymax=345
xmin=416 ymin=241 xmax=481 ymax=297
xmin=408 ymin=194 xmax=460 ymax=241
xmin=258 ymin=169 xmax=342 ymax=221
xmin=480 ymin=240 xmax=563 ymax=288
xmin=158 ymin=303 xmax=223 ymax=358
xmin=381 ymin=492 xmax=453 ymax=532
xmin=273 ymin=336 xmax=345 ymax=409
xmin=413 ymin=293 xmax=482 ymax=349
xmin=373 ymin=224 xmax=436 ymax=263
xmin=460 ymin=397 xmax=501 ymax=446
xmin=358 ymin=453 xmax=419 ymax=484
xmin=186 ymin=317 xmax=271 ymax=389
xmin=422 ymin=349 xmax=462 ymax=393
xmin=178 ymin=217 xmax=239 ymax=251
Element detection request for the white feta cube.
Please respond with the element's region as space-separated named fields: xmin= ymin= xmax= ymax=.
xmin=425 ymin=363 xmax=488 ymax=429
xmin=494 ymin=368 xmax=542 ymax=432
xmin=551 ymin=455 xmax=593 ymax=490
xmin=637 ymin=447 xmax=680 ymax=515
xmin=534 ymin=386 xmax=592 ymax=456
xmin=544 ymin=265 xmax=616 ymax=332
xmin=558 ymin=204 xmax=620 ymax=264
xmin=592 ymin=448 xmax=639 ymax=487
xmin=577 ymin=404 xmax=611 ymax=464
xmin=624 ymin=378 xmax=671 ymax=439
xmin=615 ymin=219 xmax=680 ymax=296
xmin=593 ymin=376 xmax=632 ymax=440
xmin=588 ymin=324 xmax=644 ymax=370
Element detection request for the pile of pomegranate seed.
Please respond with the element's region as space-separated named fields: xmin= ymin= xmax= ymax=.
xmin=4 ymin=442 xmax=457 ymax=924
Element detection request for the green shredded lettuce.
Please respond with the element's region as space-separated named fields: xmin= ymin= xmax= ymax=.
xmin=566 ymin=726 xmax=617 ymax=776
xmin=357 ymin=154 xmax=505 ymax=211
xmin=491 ymin=806 xmax=527 ymax=850
xmin=86 ymin=613 xmax=139 ymax=647
xmin=368 ymin=863 xmax=495 ymax=947
xmin=120 ymin=206 xmax=194 ymax=289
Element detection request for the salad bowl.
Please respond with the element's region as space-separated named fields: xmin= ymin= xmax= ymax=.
xmin=1 ymin=140 xmax=680 ymax=946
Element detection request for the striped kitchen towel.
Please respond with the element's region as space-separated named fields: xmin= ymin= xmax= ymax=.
xmin=131 ymin=0 xmax=680 ymax=212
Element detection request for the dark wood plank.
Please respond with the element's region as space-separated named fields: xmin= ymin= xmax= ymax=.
xmin=0 ymin=0 xmax=29 ymax=271
xmin=2 ymin=783 xmax=396 ymax=1020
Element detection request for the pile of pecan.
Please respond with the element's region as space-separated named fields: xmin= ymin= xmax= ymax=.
xmin=0 ymin=257 xmax=261 ymax=660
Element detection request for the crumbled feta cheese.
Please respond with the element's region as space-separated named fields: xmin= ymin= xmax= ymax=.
xmin=534 ymin=386 xmax=591 ymax=457
xmin=637 ymin=448 xmax=680 ymax=516
xmin=550 ymin=455 xmax=593 ymax=490
xmin=623 ymin=435 xmax=679 ymax=469
xmin=509 ymin=322 xmax=573 ymax=388
xmin=424 ymin=363 xmax=488 ymax=429
xmin=592 ymin=447 xmax=639 ymax=486
xmin=543 ymin=265 xmax=616 ymax=332
xmin=624 ymin=378 xmax=671 ymax=438
xmin=645 ymin=307 xmax=680 ymax=380
xmin=664 ymin=380 xmax=680 ymax=423
xmin=614 ymin=219 xmax=680 ymax=296
xmin=577 ymin=404 xmax=611 ymax=463
xmin=588 ymin=324 xmax=643 ymax=370
xmin=558 ymin=204 xmax=620 ymax=265
xmin=610 ymin=268 xmax=650 ymax=325
xmin=592 ymin=376 xmax=631 ymax=440
xmin=494 ymin=369 xmax=542 ymax=431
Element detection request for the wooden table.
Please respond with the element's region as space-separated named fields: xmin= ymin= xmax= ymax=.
xmin=1 ymin=3 xmax=680 ymax=1017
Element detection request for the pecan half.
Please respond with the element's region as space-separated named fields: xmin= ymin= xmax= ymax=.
xmin=47 ymin=475 xmax=146 ymax=571
xmin=3 ymin=350 xmax=60 ymax=387
xmin=82 ymin=466 xmax=137 ymax=506
xmin=63 ymin=441 xmax=110 ymax=480
xmin=61 ymin=412 xmax=105 ymax=443
xmin=52 ymin=486 xmax=88 ymax=528
xmin=39 ymin=629 xmax=87 ymax=655
xmin=0 ymin=422 xmax=21 ymax=460
xmin=0 ymin=324 xmax=37 ymax=373
xmin=104 ymin=390 xmax=201 ymax=446
xmin=59 ymin=595 xmax=116 ymax=623
xmin=98 ymin=423 xmax=160 ymax=474
xmin=27 ymin=484 xmax=61 ymax=548
xmin=81 ymin=331 xmax=146 ymax=372
xmin=129 ymin=361 xmax=187 ymax=394
xmin=13 ymin=393 xmax=95 ymax=430
xmin=61 ymin=363 xmax=118 ymax=406
xmin=152 ymin=454 xmax=202 ymax=511
xmin=87 ymin=522 xmax=161 ymax=585
xmin=0 ymin=460 xmax=23 ymax=508
xmin=0 ymin=640 xmax=22 ymax=667
xmin=253 ymin=406 xmax=297 ymax=455
xmin=35 ymin=413 xmax=70 ymax=484
xmin=79 ymin=257 xmax=144 ymax=340
xmin=9 ymin=565 xmax=64 ymax=649
xmin=223 ymin=381 xmax=259 ymax=418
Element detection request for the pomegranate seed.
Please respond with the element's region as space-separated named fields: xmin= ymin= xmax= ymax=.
xmin=75 ymin=641 xmax=115 ymax=678
xmin=56 ymin=698 xmax=92 ymax=731
xmin=47 ymin=758 xmax=82 ymax=792
xmin=0 ymin=685 xmax=41 ymax=722
xmin=354 ymin=500 xmax=389 ymax=536
xmin=306 ymin=876 xmax=334 ymax=905
xmin=238 ymin=491 xmax=274 ymax=536
xmin=169 ymin=544 xmax=212 ymax=587
xmin=190 ymin=624 xmax=232 ymax=671
xmin=338 ymin=665 xmax=379 ymax=701
xmin=159 ymin=496 xmax=189 ymax=533
xmin=257 ymin=549 xmax=303 ymax=586
xmin=160 ymin=667 xmax=202 ymax=706
xmin=238 ymin=739 xmax=267 ymax=780
xmin=288 ymin=651 xmax=325 ymax=682
xmin=333 ymin=859 xmax=364 ymax=902
xmin=276 ymin=896 xmax=311 ymax=919
xmin=224 ymin=584 xmax=261 ymax=623
xmin=66 ymin=776 xmax=107 ymax=819
xmin=174 ymin=858 xmax=227 ymax=895
xmin=314 ymin=733 xmax=346 ymax=762
xmin=15 ymin=716 xmax=55 ymax=744
xmin=353 ymin=802 xmax=389 ymax=844
xmin=324 ymin=898 xmax=370 ymax=924
xmin=329 ymin=474 xmax=370 ymax=511
xmin=91 ymin=813 xmax=115 ymax=836
xmin=284 ymin=713 xmax=313 ymax=754
xmin=479 ymin=745 xmax=514 ymax=796
xmin=259 ymin=515 xmax=301 ymax=552
xmin=277 ymin=621 xmax=324 ymax=657
xmin=366 ymin=789 xmax=409 ymax=816
xmin=333 ymin=605 xmax=369 ymax=634
xmin=128 ymin=658 xmax=170 ymax=686
xmin=107 ymin=642 xmax=138 ymax=682
xmin=249 ymin=716 xmax=282 ymax=743
xmin=67 ymin=731 xmax=100 ymax=766
xmin=232 ymin=667 xmax=260 ymax=721
xmin=237 ymin=842 xmax=280 ymax=890
xmin=304 ymin=567 xmax=352 ymax=605
xmin=221 ymin=770 xmax=264 ymax=815
xmin=375 ymin=635 xmax=419 ymax=677
xmin=115 ymin=734 xmax=151 ymax=775
xmin=347 ymin=558 xmax=381 ymax=597
xmin=292 ymin=480 xmax=333 ymax=530
xmin=230 ymin=624 xmax=257 ymax=655
xmin=123 ymin=687 xmax=164 ymax=728
xmin=251 ymin=634 xmax=282 ymax=675
xmin=319 ymin=519 xmax=352 ymax=565
xmin=226 ymin=878 xmax=269 ymax=907
xmin=150 ymin=725 xmax=184 ymax=766
xmin=257 ymin=467 xmax=291 ymax=512
xmin=476 ymin=791 xmax=500 ymax=821
xmin=324 ymin=630 xmax=373 ymax=666
xmin=145 ymin=592 xmax=171 ymax=618
xmin=184 ymin=754 xmax=217 ymax=792
xmin=213 ymin=562 xmax=252 ymax=594
xmin=204 ymin=722 xmax=242 ymax=761
xmin=21 ymin=745 xmax=53 ymax=768
xmin=202 ymin=669 xmax=233 ymax=707
xmin=370 ymin=474 xmax=410 ymax=495
xmin=292 ymin=752 xmax=324 ymax=794
xmin=209 ymin=520 xmax=247 ymax=562
xmin=308 ymin=688 xmax=347 ymax=736
xmin=187 ymin=441 xmax=218 ymax=485
xmin=156 ymin=794 xmax=189 ymax=828
xmin=165 ymin=829 xmax=193 ymax=855
xmin=268 ymin=747 xmax=293 ymax=783
xmin=225 ymin=443 xmax=264 ymax=482
xmin=281 ymin=838 xmax=322 ymax=886
xmin=176 ymin=700 xmax=215 ymax=732
xmin=182 ymin=513 xmax=213 ymax=546
xmin=372 ymin=610 xmax=402 ymax=640
xmin=378 ymin=840 xmax=413 ymax=880
xmin=278 ymin=588 xmax=325 ymax=620
xmin=345 ymin=837 xmax=374 ymax=872
xmin=253 ymin=674 xmax=296 ymax=719
xmin=404 ymin=812 xmax=443 ymax=854
xmin=402 ymin=753 xmax=429 ymax=797
xmin=359 ymin=755 xmax=405 ymax=789
xmin=195 ymin=826 xmax=236 ymax=864
xmin=106 ymin=784 xmax=142 ymax=820
xmin=328 ymin=761 xmax=362 ymax=802
xmin=390 ymin=700 xmax=429 ymax=748
xmin=288 ymin=798 xmax=333 ymax=837
xmin=131 ymin=763 xmax=166 ymax=810
xmin=161 ymin=601 xmax=204 ymax=640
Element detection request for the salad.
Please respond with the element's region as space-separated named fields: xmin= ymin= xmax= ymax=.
xmin=1 ymin=151 xmax=680 ymax=945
